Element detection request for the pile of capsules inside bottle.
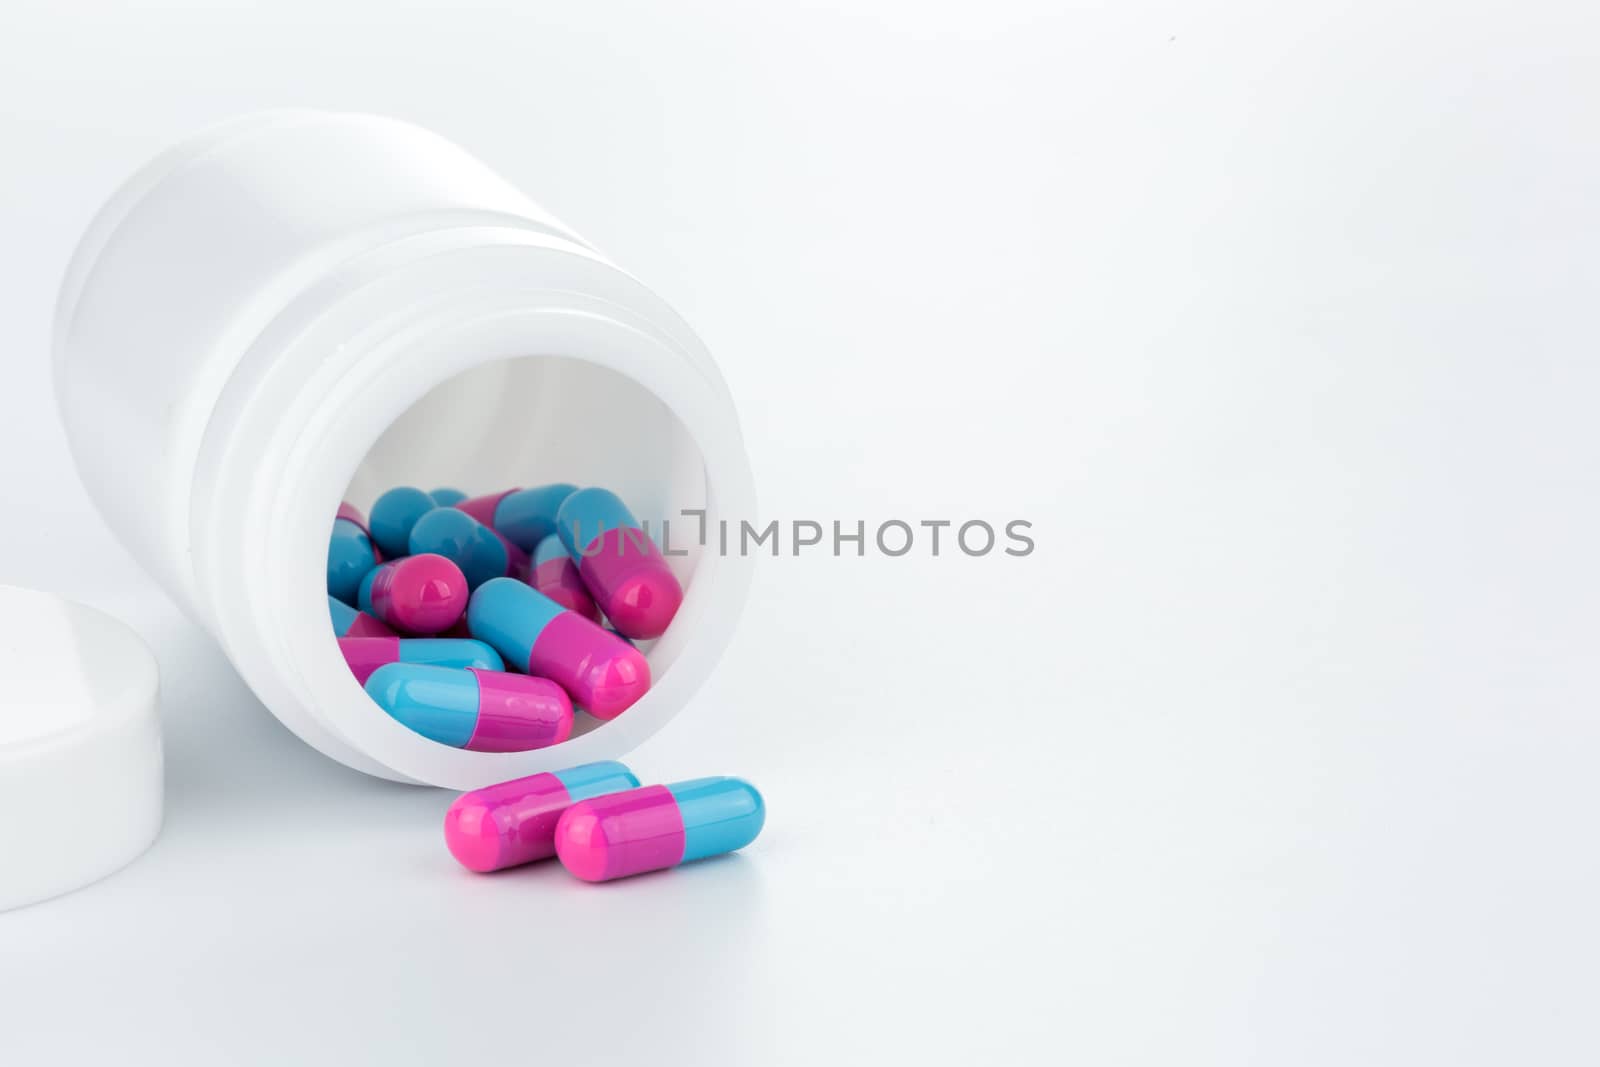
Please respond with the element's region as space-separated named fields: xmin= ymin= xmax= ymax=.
xmin=327 ymin=484 xmax=763 ymax=883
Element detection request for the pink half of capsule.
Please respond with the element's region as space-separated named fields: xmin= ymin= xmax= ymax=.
xmin=357 ymin=553 xmax=469 ymax=634
xmin=527 ymin=613 xmax=650 ymax=719
xmin=344 ymin=612 xmax=393 ymax=637
xmin=336 ymin=501 xmax=370 ymax=535
xmin=556 ymin=489 xmax=683 ymax=640
xmin=528 ymin=534 xmax=600 ymax=622
xmin=463 ymin=671 xmax=573 ymax=752
xmin=443 ymin=761 xmax=641 ymax=873
xmin=364 ymin=663 xmax=573 ymax=752
xmin=467 ymin=579 xmax=651 ymax=720
xmin=554 ymin=777 xmax=766 ymax=883
xmin=575 ymin=529 xmax=683 ymax=640
xmin=341 ymin=635 xmax=402 ymax=685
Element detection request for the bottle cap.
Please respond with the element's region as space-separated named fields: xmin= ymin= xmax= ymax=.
xmin=0 ymin=585 xmax=162 ymax=911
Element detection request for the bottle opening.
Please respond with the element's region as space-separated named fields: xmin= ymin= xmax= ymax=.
xmin=329 ymin=354 xmax=708 ymax=751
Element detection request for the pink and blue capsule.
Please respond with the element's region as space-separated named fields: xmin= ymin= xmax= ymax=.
xmin=528 ymin=533 xmax=600 ymax=622
xmin=456 ymin=483 xmax=577 ymax=551
xmin=329 ymin=595 xmax=394 ymax=638
xmin=443 ymin=761 xmax=641 ymax=872
xmin=358 ymin=553 xmax=469 ymax=635
xmin=327 ymin=502 xmax=380 ymax=605
xmin=429 ymin=487 xmax=467 ymax=507
xmin=409 ymin=507 xmax=529 ymax=589
xmin=369 ymin=486 xmax=439 ymax=558
xmin=365 ymin=663 xmax=573 ymax=752
xmin=467 ymin=578 xmax=650 ymax=720
xmin=556 ymin=488 xmax=684 ymax=640
xmin=339 ymin=636 xmax=504 ymax=686
xmin=554 ymin=777 xmax=765 ymax=883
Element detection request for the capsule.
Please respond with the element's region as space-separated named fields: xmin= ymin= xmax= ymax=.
xmin=456 ymin=483 xmax=577 ymax=551
xmin=555 ymin=777 xmax=765 ymax=883
xmin=358 ymin=554 xmax=469 ymax=634
xmin=329 ymin=595 xmax=395 ymax=638
xmin=429 ymin=487 xmax=467 ymax=507
xmin=528 ymin=533 xmax=600 ymax=622
xmin=409 ymin=507 xmax=529 ymax=589
xmin=338 ymin=636 xmax=504 ymax=686
xmin=443 ymin=761 xmax=641 ymax=872
xmin=327 ymin=502 xmax=381 ymax=604
xmin=365 ymin=663 xmax=573 ymax=751
xmin=467 ymin=578 xmax=650 ymax=719
xmin=369 ymin=486 xmax=439 ymax=558
xmin=557 ymin=488 xmax=683 ymax=640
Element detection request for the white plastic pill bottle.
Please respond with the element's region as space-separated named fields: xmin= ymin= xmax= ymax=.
xmin=53 ymin=110 xmax=755 ymax=788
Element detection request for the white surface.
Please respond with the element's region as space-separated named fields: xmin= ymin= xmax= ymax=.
xmin=0 ymin=586 xmax=162 ymax=911
xmin=55 ymin=109 xmax=753 ymax=786
xmin=1 ymin=1 xmax=1598 ymax=1064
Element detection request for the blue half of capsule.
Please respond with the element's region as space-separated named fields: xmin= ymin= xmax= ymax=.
xmin=410 ymin=507 xmax=515 ymax=589
xmin=330 ymin=595 xmax=359 ymax=635
xmin=554 ymin=761 xmax=641 ymax=800
xmin=327 ymin=595 xmax=372 ymax=636
xmin=464 ymin=577 xmax=566 ymax=668
xmin=667 ymin=777 xmax=767 ymax=862
xmin=327 ymin=517 xmax=378 ymax=604
xmin=429 ymin=487 xmax=467 ymax=506
xmin=340 ymin=637 xmax=504 ymax=686
xmin=556 ymin=487 xmax=644 ymax=556
xmin=369 ymin=486 xmax=438 ymax=558
xmin=400 ymin=638 xmax=502 ymax=671
xmin=365 ymin=662 xmax=480 ymax=746
xmin=533 ymin=532 xmax=573 ymax=567
xmin=492 ymin=483 xmax=578 ymax=550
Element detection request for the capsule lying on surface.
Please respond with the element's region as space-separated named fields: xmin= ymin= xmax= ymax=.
xmin=528 ymin=533 xmax=600 ymax=622
xmin=457 ymin=484 xmax=577 ymax=551
xmin=365 ymin=663 xmax=573 ymax=751
xmin=369 ymin=486 xmax=438 ymax=558
xmin=358 ymin=554 xmax=469 ymax=634
xmin=409 ymin=507 xmax=529 ymax=589
xmin=429 ymin=487 xmax=467 ymax=507
xmin=327 ymin=502 xmax=380 ymax=605
xmin=554 ymin=777 xmax=765 ymax=882
xmin=444 ymin=761 xmax=641 ymax=872
xmin=329 ymin=595 xmax=395 ymax=638
xmin=467 ymin=578 xmax=650 ymax=719
xmin=557 ymin=488 xmax=683 ymax=640
xmin=338 ymin=636 xmax=504 ymax=686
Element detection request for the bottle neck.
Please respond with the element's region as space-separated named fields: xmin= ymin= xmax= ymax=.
xmin=190 ymin=235 xmax=756 ymax=786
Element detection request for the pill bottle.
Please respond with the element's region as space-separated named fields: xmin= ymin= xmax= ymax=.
xmin=53 ymin=111 xmax=756 ymax=788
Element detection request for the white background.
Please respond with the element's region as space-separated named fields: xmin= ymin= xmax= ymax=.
xmin=2 ymin=2 xmax=1598 ymax=1064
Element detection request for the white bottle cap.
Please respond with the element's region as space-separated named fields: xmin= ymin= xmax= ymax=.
xmin=0 ymin=586 xmax=162 ymax=911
